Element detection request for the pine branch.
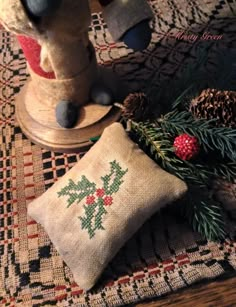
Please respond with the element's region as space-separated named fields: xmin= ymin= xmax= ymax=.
xmin=131 ymin=121 xmax=214 ymax=186
xmin=171 ymin=84 xmax=196 ymax=110
xmin=127 ymin=47 xmax=236 ymax=242
xmin=158 ymin=111 xmax=236 ymax=161
xmin=131 ymin=121 xmax=174 ymax=160
xmin=180 ymin=186 xmax=226 ymax=241
xmin=133 ymin=118 xmax=236 ymax=184
xmin=130 ymin=120 xmax=228 ymax=241
xmin=212 ymin=162 xmax=236 ymax=183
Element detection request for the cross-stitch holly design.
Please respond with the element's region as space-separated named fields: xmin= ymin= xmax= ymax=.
xmin=57 ymin=161 xmax=128 ymax=239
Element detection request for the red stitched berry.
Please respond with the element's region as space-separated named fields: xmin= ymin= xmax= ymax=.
xmin=174 ymin=134 xmax=200 ymax=161
xmin=104 ymin=196 xmax=113 ymax=206
xmin=86 ymin=195 xmax=95 ymax=205
xmin=96 ymin=188 xmax=105 ymax=198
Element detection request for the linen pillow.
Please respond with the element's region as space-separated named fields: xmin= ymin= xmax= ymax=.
xmin=28 ymin=123 xmax=187 ymax=290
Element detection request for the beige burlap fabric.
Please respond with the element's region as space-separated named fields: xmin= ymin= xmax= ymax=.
xmin=28 ymin=123 xmax=187 ymax=290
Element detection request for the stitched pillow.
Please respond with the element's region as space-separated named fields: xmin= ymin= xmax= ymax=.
xmin=28 ymin=123 xmax=187 ymax=290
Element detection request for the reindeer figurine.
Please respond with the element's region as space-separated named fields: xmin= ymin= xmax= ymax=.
xmin=0 ymin=0 xmax=153 ymax=151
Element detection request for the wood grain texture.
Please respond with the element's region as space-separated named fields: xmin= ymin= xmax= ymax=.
xmin=90 ymin=0 xmax=102 ymax=12
xmin=89 ymin=1 xmax=236 ymax=306
xmin=135 ymin=274 xmax=236 ymax=307
xmin=16 ymin=80 xmax=121 ymax=153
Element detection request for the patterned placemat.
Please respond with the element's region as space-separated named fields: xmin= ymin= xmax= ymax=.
xmin=0 ymin=0 xmax=236 ymax=306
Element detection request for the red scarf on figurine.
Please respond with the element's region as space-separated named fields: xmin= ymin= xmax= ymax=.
xmin=17 ymin=0 xmax=153 ymax=78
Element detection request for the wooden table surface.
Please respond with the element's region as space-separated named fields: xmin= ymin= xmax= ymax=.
xmin=136 ymin=274 xmax=236 ymax=306
xmin=90 ymin=1 xmax=236 ymax=306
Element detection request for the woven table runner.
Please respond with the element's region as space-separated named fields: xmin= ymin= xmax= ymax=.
xmin=0 ymin=0 xmax=236 ymax=306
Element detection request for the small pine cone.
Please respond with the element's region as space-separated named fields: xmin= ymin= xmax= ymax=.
xmin=190 ymin=88 xmax=236 ymax=128
xmin=122 ymin=93 xmax=153 ymax=122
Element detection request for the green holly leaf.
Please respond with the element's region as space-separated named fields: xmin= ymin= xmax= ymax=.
xmin=101 ymin=160 xmax=128 ymax=195
xmin=58 ymin=176 xmax=96 ymax=207
xmin=79 ymin=199 xmax=107 ymax=239
xmin=58 ymin=161 xmax=128 ymax=238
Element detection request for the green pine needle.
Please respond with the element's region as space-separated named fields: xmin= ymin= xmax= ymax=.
xmin=125 ymin=48 xmax=236 ymax=242
xmin=181 ymin=187 xmax=226 ymax=241
xmin=158 ymin=111 xmax=236 ymax=161
xmin=130 ymin=120 xmax=230 ymax=241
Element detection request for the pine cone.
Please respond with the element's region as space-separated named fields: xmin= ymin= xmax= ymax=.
xmin=190 ymin=88 xmax=236 ymax=128
xmin=122 ymin=93 xmax=153 ymax=122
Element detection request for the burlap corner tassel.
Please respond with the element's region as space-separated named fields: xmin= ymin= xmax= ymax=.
xmin=27 ymin=123 xmax=187 ymax=290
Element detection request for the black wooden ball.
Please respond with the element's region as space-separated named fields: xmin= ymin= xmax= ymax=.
xmin=55 ymin=101 xmax=79 ymax=129
xmin=22 ymin=0 xmax=62 ymax=17
xmin=121 ymin=20 xmax=152 ymax=51
xmin=91 ymin=84 xmax=114 ymax=106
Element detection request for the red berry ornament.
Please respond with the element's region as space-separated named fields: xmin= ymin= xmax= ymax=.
xmin=174 ymin=134 xmax=200 ymax=161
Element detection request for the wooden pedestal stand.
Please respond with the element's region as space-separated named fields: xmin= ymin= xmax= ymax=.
xmin=16 ymin=79 xmax=121 ymax=153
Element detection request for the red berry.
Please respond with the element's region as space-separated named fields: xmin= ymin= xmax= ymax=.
xmin=174 ymin=134 xmax=200 ymax=161
xmin=103 ymin=196 xmax=113 ymax=206
xmin=86 ymin=195 xmax=95 ymax=205
xmin=96 ymin=188 xmax=105 ymax=198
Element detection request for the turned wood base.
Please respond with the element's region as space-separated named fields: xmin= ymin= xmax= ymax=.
xmin=16 ymin=79 xmax=121 ymax=153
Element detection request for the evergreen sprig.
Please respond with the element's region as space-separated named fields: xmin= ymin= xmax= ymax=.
xmin=131 ymin=121 xmax=235 ymax=186
xmin=122 ymin=48 xmax=236 ymax=242
xmin=130 ymin=119 xmax=231 ymax=241
xmin=212 ymin=162 xmax=236 ymax=183
xmin=180 ymin=186 xmax=226 ymax=241
xmin=158 ymin=111 xmax=236 ymax=161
